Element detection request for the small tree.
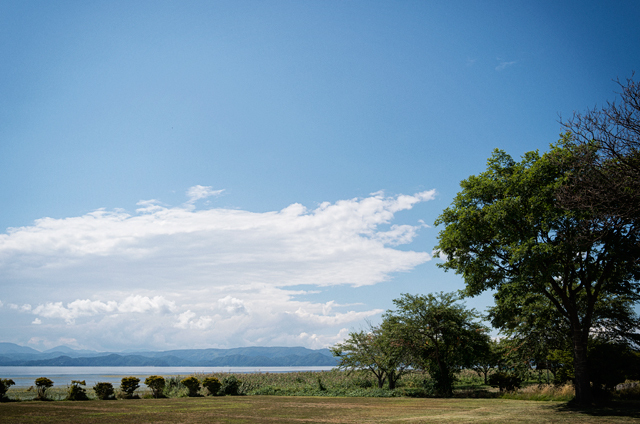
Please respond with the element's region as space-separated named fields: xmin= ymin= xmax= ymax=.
xmin=67 ymin=380 xmax=88 ymax=401
xmin=202 ymin=376 xmax=222 ymax=396
xmin=35 ymin=377 xmax=54 ymax=400
xmin=93 ymin=382 xmax=115 ymax=400
xmin=120 ymin=377 xmax=140 ymax=399
xmin=144 ymin=375 xmax=165 ymax=398
xmin=331 ymin=321 xmax=411 ymax=389
xmin=385 ymin=292 xmax=491 ymax=397
xmin=0 ymin=378 xmax=15 ymax=400
xmin=181 ymin=376 xmax=201 ymax=397
xmin=472 ymin=340 xmax=500 ymax=385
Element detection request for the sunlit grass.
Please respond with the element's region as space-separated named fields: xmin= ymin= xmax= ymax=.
xmin=2 ymin=396 xmax=639 ymax=424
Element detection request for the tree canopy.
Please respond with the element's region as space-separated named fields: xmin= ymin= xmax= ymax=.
xmin=435 ymin=142 xmax=640 ymax=404
xmin=330 ymin=320 xmax=411 ymax=389
xmin=384 ymin=292 xmax=490 ymax=396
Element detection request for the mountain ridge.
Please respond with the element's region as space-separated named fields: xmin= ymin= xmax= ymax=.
xmin=0 ymin=343 xmax=338 ymax=366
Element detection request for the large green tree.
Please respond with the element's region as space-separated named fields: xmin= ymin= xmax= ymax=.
xmin=435 ymin=143 xmax=640 ymax=404
xmin=384 ymin=292 xmax=490 ymax=397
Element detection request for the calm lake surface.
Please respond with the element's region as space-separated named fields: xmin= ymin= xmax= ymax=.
xmin=0 ymin=366 xmax=335 ymax=387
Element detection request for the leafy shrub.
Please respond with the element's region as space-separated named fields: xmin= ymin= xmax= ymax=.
xmin=488 ymin=372 xmax=521 ymax=392
xmin=35 ymin=377 xmax=54 ymax=400
xmin=0 ymin=378 xmax=15 ymax=400
xmin=120 ymin=377 xmax=140 ymax=399
xmin=352 ymin=377 xmax=374 ymax=388
xmin=222 ymin=375 xmax=242 ymax=395
xmin=163 ymin=376 xmax=187 ymax=397
xmin=67 ymin=380 xmax=88 ymax=401
xmin=93 ymin=382 xmax=115 ymax=400
xmin=181 ymin=376 xmax=201 ymax=397
xmin=202 ymin=376 xmax=222 ymax=396
xmin=144 ymin=375 xmax=166 ymax=398
xmin=317 ymin=376 xmax=326 ymax=391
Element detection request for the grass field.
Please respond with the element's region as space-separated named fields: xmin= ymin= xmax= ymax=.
xmin=2 ymin=396 xmax=640 ymax=423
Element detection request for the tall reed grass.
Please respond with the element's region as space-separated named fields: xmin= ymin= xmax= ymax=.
xmin=500 ymin=383 xmax=575 ymax=401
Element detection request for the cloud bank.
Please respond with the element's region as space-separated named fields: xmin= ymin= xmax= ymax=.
xmin=0 ymin=187 xmax=435 ymax=351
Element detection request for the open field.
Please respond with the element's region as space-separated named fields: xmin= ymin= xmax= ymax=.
xmin=2 ymin=396 xmax=640 ymax=424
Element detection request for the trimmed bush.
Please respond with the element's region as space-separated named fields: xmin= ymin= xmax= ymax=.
xmin=222 ymin=375 xmax=242 ymax=395
xmin=120 ymin=377 xmax=140 ymax=399
xmin=202 ymin=376 xmax=222 ymax=396
xmin=181 ymin=376 xmax=201 ymax=397
xmin=67 ymin=380 xmax=88 ymax=401
xmin=93 ymin=382 xmax=115 ymax=400
xmin=35 ymin=377 xmax=54 ymax=400
xmin=144 ymin=375 xmax=166 ymax=398
xmin=1 ymin=378 xmax=15 ymax=400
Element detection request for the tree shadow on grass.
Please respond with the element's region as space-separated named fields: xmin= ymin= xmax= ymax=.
xmin=551 ymin=400 xmax=640 ymax=420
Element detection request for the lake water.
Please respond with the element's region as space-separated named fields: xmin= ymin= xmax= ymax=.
xmin=0 ymin=366 xmax=335 ymax=387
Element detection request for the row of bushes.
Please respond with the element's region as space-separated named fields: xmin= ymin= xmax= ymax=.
xmin=0 ymin=375 xmax=243 ymax=401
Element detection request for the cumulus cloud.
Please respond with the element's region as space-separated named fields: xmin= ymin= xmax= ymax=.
xmin=0 ymin=188 xmax=436 ymax=350
xmin=30 ymin=295 xmax=176 ymax=324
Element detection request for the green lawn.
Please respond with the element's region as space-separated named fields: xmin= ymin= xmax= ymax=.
xmin=2 ymin=396 xmax=640 ymax=424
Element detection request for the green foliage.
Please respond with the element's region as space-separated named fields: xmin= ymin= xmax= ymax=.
xmin=162 ymin=376 xmax=188 ymax=397
xmin=93 ymin=382 xmax=115 ymax=400
xmin=221 ymin=375 xmax=242 ymax=395
xmin=434 ymin=141 xmax=640 ymax=404
xmin=0 ymin=378 xmax=15 ymax=400
xmin=120 ymin=377 xmax=140 ymax=399
xmin=181 ymin=376 xmax=201 ymax=397
xmin=547 ymin=348 xmax=574 ymax=385
xmin=471 ymin=339 xmax=500 ymax=384
xmin=202 ymin=376 xmax=222 ymax=396
xmin=384 ymin=292 xmax=491 ymax=397
xmin=35 ymin=377 xmax=54 ymax=400
xmin=488 ymin=372 xmax=522 ymax=392
xmin=144 ymin=375 xmax=165 ymax=398
xmin=331 ymin=320 xmax=412 ymax=389
xmin=67 ymin=380 xmax=88 ymax=401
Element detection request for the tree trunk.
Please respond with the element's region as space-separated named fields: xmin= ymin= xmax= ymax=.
xmin=388 ymin=371 xmax=396 ymax=389
xmin=572 ymin=327 xmax=592 ymax=405
xmin=437 ymin=359 xmax=452 ymax=397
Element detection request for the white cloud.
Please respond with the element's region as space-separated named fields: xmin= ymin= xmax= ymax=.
xmin=496 ymin=59 xmax=517 ymax=71
xmin=185 ymin=185 xmax=224 ymax=204
xmin=217 ymin=296 xmax=247 ymax=315
xmin=174 ymin=310 xmax=214 ymax=330
xmin=32 ymin=318 xmax=42 ymax=325
xmin=292 ymin=307 xmax=384 ymax=326
xmin=31 ymin=296 xmax=176 ymax=324
xmin=0 ymin=189 xmax=435 ymax=350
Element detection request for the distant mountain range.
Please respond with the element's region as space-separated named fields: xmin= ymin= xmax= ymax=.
xmin=0 ymin=343 xmax=337 ymax=367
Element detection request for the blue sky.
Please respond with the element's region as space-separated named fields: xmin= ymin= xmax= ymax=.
xmin=1 ymin=0 xmax=638 ymax=351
